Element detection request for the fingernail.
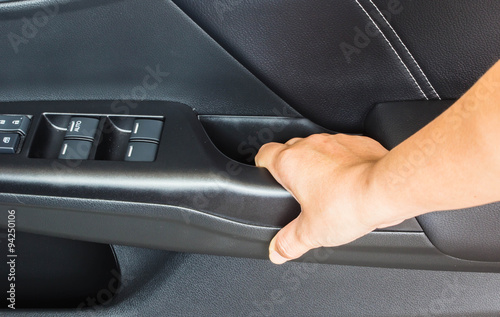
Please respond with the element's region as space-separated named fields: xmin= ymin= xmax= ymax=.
xmin=269 ymin=250 xmax=289 ymax=265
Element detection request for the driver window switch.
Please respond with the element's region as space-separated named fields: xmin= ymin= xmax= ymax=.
xmin=65 ymin=117 xmax=99 ymax=140
xmin=0 ymin=133 xmax=21 ymax=154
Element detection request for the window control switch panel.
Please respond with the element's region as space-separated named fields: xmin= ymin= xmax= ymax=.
xmin=29 ymin=113 xmax=163 ymax=162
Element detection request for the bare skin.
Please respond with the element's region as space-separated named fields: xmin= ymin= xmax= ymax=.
xmin=255 ymin=60 xmax=500 ymax=265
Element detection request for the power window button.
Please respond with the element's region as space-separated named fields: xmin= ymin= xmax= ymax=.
xmin=124 ymin=142 xmax=158 ymax=162
xmin=65 ymin=117 xmax=99 ymax=140
xmin=0 ymin=133 xmax=21 ymax=154
xmin=58 ymin=140 xmax=92 ymax=160
xmin=130 ymin=119 xmax=163 ymax=142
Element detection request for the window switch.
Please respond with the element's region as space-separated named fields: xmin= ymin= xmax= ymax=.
xmin=0 ymin=115 xmax=31 ymax=135
xmin=129 ymin=119 xmax=163 ymax=142
xmin=124 ymin=142 xmax=158 ymax=162
xmin=0 ymin=133 xmax=21 ymax=154
xmin=59 ymin=140 xmax=92 ymax=160
xmin=65 ymin=117 xmax=99 ymax=140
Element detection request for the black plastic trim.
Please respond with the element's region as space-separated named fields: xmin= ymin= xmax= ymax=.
xmin=0 ymin=100 xmax=497 ymax=271
xmin=0 ymin=194 xmax=499 ymax=272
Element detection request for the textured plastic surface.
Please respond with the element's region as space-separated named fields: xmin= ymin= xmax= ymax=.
xmin=0 ymin=229 xmax=118 ymax=308
xmin=0 ymin=196 xmax=498 ymax=272
xmin=6 ymin=246 xmax=500 ymax=316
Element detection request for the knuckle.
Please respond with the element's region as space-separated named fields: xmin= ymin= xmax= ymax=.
xmin=275 ymin=148 xmax=295 ymax=169
xmin=258 ymin=142 xmax=274 ymax=153
xmin=307 ymin=133 xmax=327 ymax=143
xmin=285 ymin=137 xmax=301 ymax=144
xmin=333 ymin=133 xmax=351 ymax=142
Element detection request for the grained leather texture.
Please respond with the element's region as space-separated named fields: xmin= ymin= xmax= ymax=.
xmin=373 ymin=0 xmax=500 ymax=99
xmin=173 ymin=0 xmax=500 ymax=132
xmin=0 ymin=0 xmax=297 ymax=118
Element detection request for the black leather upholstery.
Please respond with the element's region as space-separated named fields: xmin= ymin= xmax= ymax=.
xmin=173 ymin=0 xmax=500 ymax=132
xmin=0 ymin=0 xmax=297 ymax=118
xmin=374 ymin=0 xmax=500 ymax=99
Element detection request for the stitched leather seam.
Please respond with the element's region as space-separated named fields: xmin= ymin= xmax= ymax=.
xmin=366 ymin=0 xmax=441 ymax=100
xmin=353 ymin=0 xmax=428 ymax=100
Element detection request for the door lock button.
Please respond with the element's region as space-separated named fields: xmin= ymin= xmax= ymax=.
xmin=124 ymin=142 xmax=158 ymax=162
xmin=129 ymin=119 xmax=163 ymax=142
xmin=0 ymin=115 xmax=31 ymax=135
xmin=0 ymin=133 xmax=21 ymax=154
xmin=65 ymin=117 xmax=99 ymax=140
xmin=59 ymin=140 xmax=92 ymax=160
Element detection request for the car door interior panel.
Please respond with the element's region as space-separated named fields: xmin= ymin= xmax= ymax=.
xmin=173 ymin=0 xmax=500 ymax=132
xmin=1 ymin=0 xmax=500 ymax=315
xmin=0 ymin=99 xmax=498 ymax=272
xmin=0 ymin=0 xmax=298 ymax=118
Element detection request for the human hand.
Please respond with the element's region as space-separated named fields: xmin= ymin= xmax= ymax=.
xmin=255 ymin=134 xmax=404 ymax=264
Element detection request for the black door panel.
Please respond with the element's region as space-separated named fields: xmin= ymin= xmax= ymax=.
xmin=0 ymin=0 xmax=499 ymax=315
xmin=0 ymin=100 xmax=498 ymax=272
xmin=0 ymin=0 xmax=296 ymax=117
xmin=173 ymin=0 xmax=500 ymax=132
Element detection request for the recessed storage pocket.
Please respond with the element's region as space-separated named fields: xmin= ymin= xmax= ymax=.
xmin=199 ymin=115 xmax=332 ymax=165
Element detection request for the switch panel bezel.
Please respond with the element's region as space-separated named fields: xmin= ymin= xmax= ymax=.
xmin=28 ymin=112 xmax=164 ymax=161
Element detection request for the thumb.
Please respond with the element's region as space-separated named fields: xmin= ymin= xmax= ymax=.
xmin=269 ymin=217 xmax=314 ymax=265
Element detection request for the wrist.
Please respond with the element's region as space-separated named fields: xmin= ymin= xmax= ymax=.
xmin=360 ymin=158 xmax=415 ymax=229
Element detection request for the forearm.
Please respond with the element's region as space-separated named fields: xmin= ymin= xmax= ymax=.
xmin=256 ymin=60 xmax=500 ymax=264
xmin=369 ymin=60 xmax=500 ymax=224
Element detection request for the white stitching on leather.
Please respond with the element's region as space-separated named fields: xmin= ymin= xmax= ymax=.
xmin=367 ymin=0 xmax=441 ymax=100
xmin=353 ymin=0 xmax=428 ymax=100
